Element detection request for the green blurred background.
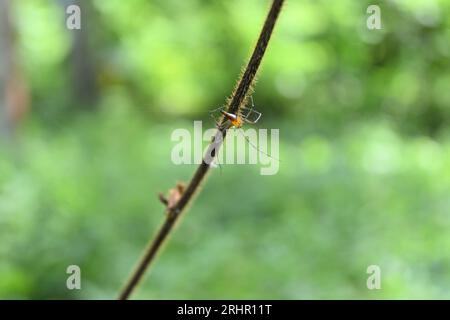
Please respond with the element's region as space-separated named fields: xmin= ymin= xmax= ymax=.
xmin=0 ymin=0 xmax=450 ymax=299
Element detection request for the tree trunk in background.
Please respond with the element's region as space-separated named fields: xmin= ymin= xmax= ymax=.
xmin=61 ymin=0 xmax=98 ymax=107
xmin=0 ymin=0 xmax=29 ymax=140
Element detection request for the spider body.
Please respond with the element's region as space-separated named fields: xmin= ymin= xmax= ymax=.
xmin=210 ymin=97 xmax=262 ymax=130
xmin=208 ymin=96 xmax=279 ymax=165
xmin=220 ymin=110 xmax=244 ymax=128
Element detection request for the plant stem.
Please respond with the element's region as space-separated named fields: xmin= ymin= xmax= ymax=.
xmin=118 ymin=0 xmax=284 ymax=300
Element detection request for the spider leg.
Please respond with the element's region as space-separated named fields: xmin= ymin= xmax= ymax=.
xmin=240 ymin=96 xmax=261 ymax=123
xmin=237 ymin=128 xmax=280 ymax=162
xmin=209 ymin=105 xmax=226 ymax=113
xmin=210 ymin=112 xmax=231 ymax=130
xmin=211 ymin=155 xmax=223 ymax=174
xmin=209 ymin=112 xmax=222 ymax=128
xmin=209 ymin=105 xmax=225 ymax=118
xmin=242 ymin=95 xmax=255 ymax=115
xmin=218 ymin=119 xmax=232 ymax=131
xmin=242 ymin=108 xmax=262 ymax=124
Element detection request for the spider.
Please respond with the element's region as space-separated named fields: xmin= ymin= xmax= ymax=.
xmin=208 ymin=96 xmax=279 ymax=165
xmin=209 ymin=96 xmax=262 ymax=130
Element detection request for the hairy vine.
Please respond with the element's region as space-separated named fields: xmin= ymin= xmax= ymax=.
xmin=118 ymin=0 xmax=285 ymax=300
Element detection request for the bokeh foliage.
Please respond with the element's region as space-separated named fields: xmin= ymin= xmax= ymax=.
xmin=0 ymin=0 xmax=449 ymax=298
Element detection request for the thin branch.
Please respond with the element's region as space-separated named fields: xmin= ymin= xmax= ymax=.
xmin=118 ymin=0 xmax=285 ymax=300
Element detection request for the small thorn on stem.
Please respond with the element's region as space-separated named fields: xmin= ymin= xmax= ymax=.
xmin=159 ymin=182 xmax=186 ymax=211
xmin=158 ymin=193 xmax=169 ymax=206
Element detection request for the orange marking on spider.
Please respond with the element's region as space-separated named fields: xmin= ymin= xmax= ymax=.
xmin=209 ymin=96 xmax=262 ymax=130
xmin=220 ymin=110 xmax=244 ymax=128
xmin=208 ymin=96 xmax=279 ymax=164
